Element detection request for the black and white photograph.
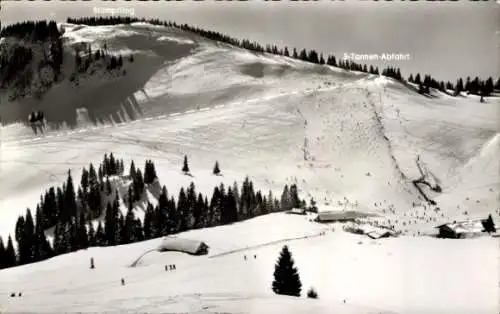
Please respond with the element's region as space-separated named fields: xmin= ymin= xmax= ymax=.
xmin=0 ymin=1 xmax=498 ymax=313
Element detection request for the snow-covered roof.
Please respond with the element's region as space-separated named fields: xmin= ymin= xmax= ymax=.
xmin=344 ymin=222 xmax=396 ymax=239
xmin=436 ymin=220 xmax=484 ymax=234
xmin=287 ymin=208 xmax=306 ymax=215
xmin=317 ymin=210 xmax=367 ymax=221
xmin=366 ymin=230 xmax=394 ymax=239
xmin=157 ymin=237 xmax=208 ymax=255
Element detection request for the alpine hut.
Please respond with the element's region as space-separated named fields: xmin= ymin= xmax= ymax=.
xmin=435 ymin=220 xmax=484 ymax=239
xmin=157 ymin=237 xmax=209 ymax=255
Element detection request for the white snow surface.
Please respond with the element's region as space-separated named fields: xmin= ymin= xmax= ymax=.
xmin=0 ymin=213 xmax=498 ymax=314
xmin=0 ymin=22 xmax=499 ymax=313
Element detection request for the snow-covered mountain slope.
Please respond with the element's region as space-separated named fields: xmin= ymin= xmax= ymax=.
xmin=0 ymin=213 xmax=497 ymax=314
xmin=0 ymin=22 xmax=499 ymax=313
xmin=1 ymin=22 xmax=499 ymax=238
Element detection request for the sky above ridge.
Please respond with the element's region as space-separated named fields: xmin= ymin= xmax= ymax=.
xmin=1 ymin=1 xmax=498 ymax=82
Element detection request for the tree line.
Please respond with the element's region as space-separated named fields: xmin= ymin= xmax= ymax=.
xmin=0 ymin=20 xmax=64 ymax=96
xmin=0 ymin=19 xmax=130 ymax=98
xmin=2 ymin=17 xmax=497 ymax=100
xmin=0 ymin=153 xmax=302 ymax=270
xmin=408 ymin=73 xmax=498 ymax=97
xmin=64 ymin=16 xmax=499 ymax=98
xmin=66 ymin=16 xmax=386 ymax=77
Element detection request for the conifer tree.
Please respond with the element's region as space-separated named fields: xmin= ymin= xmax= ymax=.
xmin=213 ymin=161 xmax=221 ymax=175
xmin=226 ymin=187 xmax=238 ymax=223
xmin=307 ymin=288 xmax=318 ymax=299
xmin=267 ymin=190 xmax=275 ymax=213
xmin=167 ymin=197 xmax=178 ymax=234
xmin=60 ymin=222 xmax=72 ymax=254
xmin=81 ymin=167 xmax=89 ymax=194
xmin=98 ymin=166 xmax=104 ymax=186
xmin=34 ymin=205 xmax=45 ymax=261
xmin=156 ymin=187 xmax=168 ymax=233
xmin=77 ymin=212 xmax=89 ymax=250
xmin=152 ymin=205 xmax=161 ymax=237
xmin=272 ymin=245 xmax=302 ymax=297
xmin=109 ymin=153 xmax=117 ymax=176
xmin=143 ymin=204 xmax=154 ymax=240
xmin=177 ymin=187 xmax=189 ymax=231
xmin=133 ymin=170 xmax=145 ymax=202
xmin=45 ymin=187 xmax=57 ymax=227
xmin=289 ymin=184 xmax=301 ymax=209
xmin=182 ymin=155 xmax=190 ymax=174
xmin=482 ymin=214 xmax=496 ymax=233
xmin=484 ymin=77 xmax=494 ymax=96
xmin=193 ymin=193 xmax=204 ymax=228
xmin=145 ymin=160 xmax=157 ymax=184
xmin=103 ymin=153 xmax=109 ymax=176
xmin=209 ymin=186 xmax=221 ymax=226
xmin=186 ymin=182 xmax=197 ymax=228
xmin=149 ymin=160 xmax=156 ymax=182
xmin=68 ymin=217 xmax=78 ymax=252
xmin=95 ymin=221 xmax=105 ymax=246
xmin=0 ymin=237 xmax=5 ymax=269
xmin=104 ymin=202 xmax=115 ymax=246
xmin=88 ymin=220 xmax=96 ymax=246
xmin=106 ymin=176 xmax=112 ymax=196
xmin=5 ymin=235 xmax=17 ymax=268
xmin=119 ymin=159 xmax=125 ymax=175
xmin=23 ymin=209 xmax=36 ymax=264
xmin=15 ymin=215 xmax=25 ymax=261
xmin=280 ymin=185 xmax=291 ymax=211
xmin=133 ymin=218 xmax=144 ymax=241
xmin=414 ymin=73 xmax=421 ymax=85
xmin=124 ymin=205 xmax=136 ymax=244
xmin=129 ymin=160 xmax=136 ymax=180
xmin=65 ymin=171 xmax=77 ymax=220
xmin=114 ymin=201 xmax=123 ymax=245
xmin=88 ymin=163 xmax=97 ymax=187
xmin=454 ymin=78 xmax=464 ymax=96
xmin=53 ymin=222 xmax=62 ymax=255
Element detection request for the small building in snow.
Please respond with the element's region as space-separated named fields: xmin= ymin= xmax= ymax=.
xmin=365 ymin=229 xmax=395 ymax=239
xmin=316 ymin=210 xmax=370 ymax=223
xmin=287 ymin=208 xmax=306 ymax=215
xmin=157 ymin=237 xmax=209 ymax=255
xmin=343 ymin=222 xmax=396 ymax=239
xmin=435 ymin=220 xmax=485 ymax=239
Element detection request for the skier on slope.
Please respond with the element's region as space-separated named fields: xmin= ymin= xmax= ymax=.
xmin=28 ymin=112 xmax=38 ymax=135
xmin=28 ymin=110 xmax=46 ymax=135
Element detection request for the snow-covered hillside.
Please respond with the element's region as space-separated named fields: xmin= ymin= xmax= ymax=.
xmin=0 ymin=22 xmax=499 ymax=313
xmin=0 ymin=213 xmax=497 ymax=314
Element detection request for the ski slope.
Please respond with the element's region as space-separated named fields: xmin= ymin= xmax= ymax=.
xmin=0 ymin=22 xmax=499 ymax=313
xmin=0 ymin=213 xmax=497 ymax=314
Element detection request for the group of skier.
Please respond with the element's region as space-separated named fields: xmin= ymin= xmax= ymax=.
xmin=165 ymin=264 xmax=177 ymax=271
xmin=28 ymin=110 xmax=47 ymax=135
